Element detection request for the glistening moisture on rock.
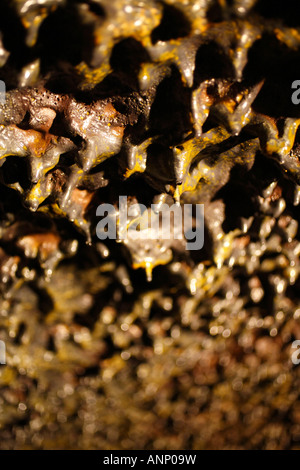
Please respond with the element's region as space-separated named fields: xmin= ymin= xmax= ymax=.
xmin=0 ymin=0 xmax=300 ymax=451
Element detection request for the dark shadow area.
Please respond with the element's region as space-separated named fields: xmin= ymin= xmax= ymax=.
xmin=194 ymin=41 xmax=235 ymax=87
xmin=151 ymin=2 xmax=191 ymax=43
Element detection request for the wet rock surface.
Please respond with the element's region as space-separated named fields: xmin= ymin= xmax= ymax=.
xmin=0 ymin=0 xmax=300 ymax=449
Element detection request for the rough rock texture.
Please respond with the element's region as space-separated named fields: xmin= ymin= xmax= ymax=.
xmin=1 ymin=0 xmax=300 ymax=450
